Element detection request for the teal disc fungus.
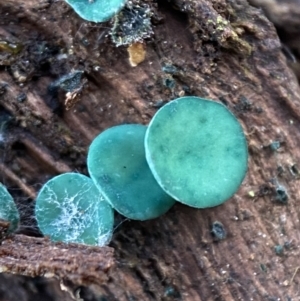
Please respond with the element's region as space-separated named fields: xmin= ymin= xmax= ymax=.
xmin=87 ymin=124 xmax=175 ymax=220
xmin=145 ymin=96 xmax=248 ymax=208
xmin=65 ymin=0 xmax=127 ymax=23
xmin=0 ymin=183 xmax=20 ymax=232
xmin=35 ymin=173 xmax=114 ymax=246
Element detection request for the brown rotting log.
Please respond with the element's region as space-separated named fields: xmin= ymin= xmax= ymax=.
xmin=1 ymin=0 xmax=300 ymax=300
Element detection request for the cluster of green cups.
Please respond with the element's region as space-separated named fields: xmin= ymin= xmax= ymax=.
xmin=1 ymin=97 xmax=248 ymax=246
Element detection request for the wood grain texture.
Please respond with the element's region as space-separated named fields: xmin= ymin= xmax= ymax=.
xmin=0 ymin=233 xmax=114 ymax=286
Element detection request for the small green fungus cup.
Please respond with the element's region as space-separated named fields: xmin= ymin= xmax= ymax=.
xmin=145 ymin=96 xmax=248 ymax=208
xmin=35 ymin=173 xmax=114 ymax=246
xmin=65 ymin=0 xmax=127 ymax=23
xmin=87 ymin=124 xmax=175 ymax=220
xmin=0 ymin=183 xmax=20 ymax=233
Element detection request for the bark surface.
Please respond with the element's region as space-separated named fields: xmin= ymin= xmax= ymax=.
xmin=1 ymin=0 xmax=300 ymax=300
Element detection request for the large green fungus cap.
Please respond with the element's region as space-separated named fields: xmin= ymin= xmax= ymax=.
xmin=35 ymin=173 xmax=114 ymax=246
xmin=65 ymin=0 xmax=127 ymax=23
xmin=0 ymin=183 xmax=20 ymax=232
xmin=87 ymin=124 xmax=175 ymax=220
xmin=145 ymin=96 xmax=248 ymax=208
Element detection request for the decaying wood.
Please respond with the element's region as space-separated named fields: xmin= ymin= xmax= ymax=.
xmin=248 ymin=0 xmax=300 ymax=80
xmin=0 ymin=232 xmax=114 ymax=287
xmin=248 ymin=0 xmax=300 ymax=33
xmin=0 ymin=219 xmax=9 ymax=243
xmin=1 ymin=0 xmax=300 ymax=300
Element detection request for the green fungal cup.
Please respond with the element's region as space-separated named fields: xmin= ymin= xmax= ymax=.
xmin=65 ymin=0 xmax=127 ymax=23
xmin=87 ymin=124 xmax=175 ymax=220
xmin=145 ymin=96 xmax=248 ymax=208
xmin=35 ymin=173 xmax=114 ymax=246
xmin=0 ymin=183 xmax=20 ymax=232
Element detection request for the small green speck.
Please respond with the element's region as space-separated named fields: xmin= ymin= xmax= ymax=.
xmin=274 ymin=245 xmax=284 ymax=256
